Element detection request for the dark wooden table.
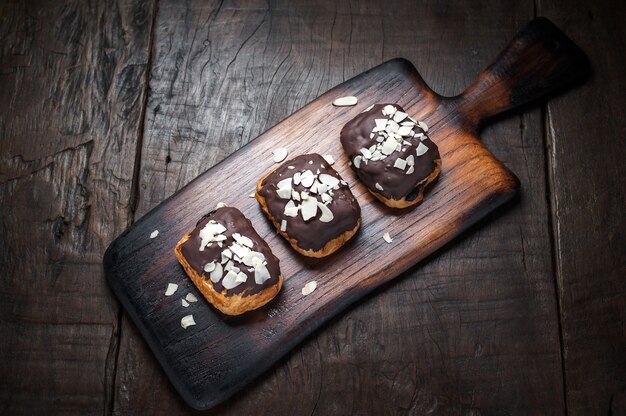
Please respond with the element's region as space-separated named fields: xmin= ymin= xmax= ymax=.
xmin=1 ymin=1 xmax=624 ymax=415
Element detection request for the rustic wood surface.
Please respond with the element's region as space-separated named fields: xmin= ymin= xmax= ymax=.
xmin=1 ymin=1 xmax=623 ymax=415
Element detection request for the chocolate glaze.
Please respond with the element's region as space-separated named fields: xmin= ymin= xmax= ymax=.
xmin=180 ymin=207 xmax=281 ymax=297
xmin=258 ymin=153 xmax=361 ymax=252
xmin=340 ymin=103 xmax=440 ymax=200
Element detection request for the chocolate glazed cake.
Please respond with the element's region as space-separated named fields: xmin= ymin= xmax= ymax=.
xmin=340 ymin=104 xmax=441 ymax=208
xmin=175 ymin=207 xmax=283 ymax=316
xmin=256 ymin=153 xmax=361 ymax=257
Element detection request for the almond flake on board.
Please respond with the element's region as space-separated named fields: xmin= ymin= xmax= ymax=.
xmin=165 ymin=283 xmax=178 ymax=296
xmin=182 ymin=299 xmax=189 ymax=307
xmin=418 ymin=121 xmax=429 ymax=132
xmin=375 ymin=183 xmax=384 ymax=191
xmin=272 ymin=147 xmax=288 ymax=163
xmin=185 ymin=293 xmax=198 ymax=303
xmin=322 ymin=154 xmax=335 ymax=165
xmin=181 ymin=315 xmax=196 ymax=329
xmin=383 ymin=232 xmax=393 ymax=244
xmin=332 ymin=96 xmax=358 ymax=106
xmin=302 ymin=281 xmax=318 ymax=296
xmin=150 ymin=230 xmax=159 ymax=239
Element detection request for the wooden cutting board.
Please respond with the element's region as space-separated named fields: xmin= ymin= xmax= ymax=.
xmin=104 ymin=18 xmax=588 ymax=410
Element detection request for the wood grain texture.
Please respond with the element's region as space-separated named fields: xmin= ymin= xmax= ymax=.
xmin=105 ymin=5 xmax=588 ymax=407
xmin=538 ymin=1 xmax=626 ymax=414
xmin=0 ymin=0 xmax=154 ymax=414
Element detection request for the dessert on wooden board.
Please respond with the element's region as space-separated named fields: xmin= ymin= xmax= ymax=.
xmin=174 ymin=206 xmax=283 ymax=316
xmin=340 ymin=103 xmax=441 ymax=208
xmin=256 ymin=153 xmax=361 ymax=257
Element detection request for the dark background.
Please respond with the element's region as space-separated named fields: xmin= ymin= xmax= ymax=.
xmin=0 ymin=0 xmax=624 ymax=415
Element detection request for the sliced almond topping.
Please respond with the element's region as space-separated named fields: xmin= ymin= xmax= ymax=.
xmin=186 ymin=293 xmax=198 ymax=303
xmin=302 ymin=281 xmax=317 ymax=296
xmin=292 ymin=190 xmax=301 ymax=201
xmin=374 ymin=118 xmax=388 ymax=132
xmin=393 ymin=111 xmax=408 ymax=123
xmin=222 ymin=270 xmax=243 ymax=289
xmin=233 ymin=233 xmax=254 ymax=248
xmin=381 ymin=137 xmax=397 ymax=155
xmin=393 ymin=158 xmax=407 ymax=170
xmin=236 ymin=271 xmax=248 ymax=283
xmin=383 ymin=104 xmax=397 ymax=116
xmin=300 ymin=191 xmax=309 ymax=200
xmin=375 ymin=182 xmax=384 ymax=191
xmin=401 ymin=121 xmax=415 ymax=127
xmin=416 ymin=142 xmax=429 ymax=156
xmin=322 ymin=155 xmax=335 ymax=165
xmin=272 ymin=147 xmax=288 ymax=163
xmin=210 ymin=262 xmax=223 ymax=282
xmin=360 ymin=148 xmax=372 ymax=159
xmin=254 ymin=263 xmax=271 ymax=285
xmin=283 ymin=200 xmax=299 ymax=217
xmin=150 ymin=230 xmax=159 ymax=239
xmin=181 ymin=315 xmax=196 ymax=329
xmin=242 ymin=251 xmax=265 ymax=266
xmin=204 ymin=262 xmax=216 ymax=273
xmin=321 ymin=193 xmax=332 ymax=203
xmin=406 ymin=165 xmax=415 ymax=175
xmin=165 ymin=283 xmax=178 ymax=296
xmin=280 ymin=219 xmax=287 ymax=232
xmin=383 ymin=232 xmax=393 ymax=244
xmin=397 ymin=125 xmax=413 ymax=137
xmin=332 ymin=95 xmax=358 ymax=106
xmin=386 ymin=120 xmax=400 ymax=133
xmin=354 ymin=155 xmax=362 ymax=168
xmin=293 ymin=171 xmax=301 ymax=185
xmin=406 ymin=155 xmax=415 ymax=166
xmin=182 ymin=299 xmax=189 ymax=307
xmin=287 ymin=165 xmax=295 ymax=169
xmin=300 ymin=170 xmax=315 ymax=188
xmin=316 ymin=183 xmax=329 ymax=194
xmin=418 ymin=121 xmax=429 ymax=132
xmin=318 ymin=173 xmax=340 ymax=188
xmin=277 ymin=177 xmax=292 ymax=189
xmin=362 ymin=104 xmax=375 ymax=113
xmin=318 ymin=202 xmax=334 ymax=222
xmin=301 ymin=197 xmax=318 ymax=221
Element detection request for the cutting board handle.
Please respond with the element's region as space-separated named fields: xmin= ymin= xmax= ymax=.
xmin=459 ymin=17 xmax=590 ymax=127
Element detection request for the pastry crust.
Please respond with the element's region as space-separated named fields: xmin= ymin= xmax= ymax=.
xmin=175 ymin=233 xmax=283 ymax=316
xmin=370 ymin=159 xmax=442 ymax=208
xmin=256 ymin=169 xmax=361 ymax=258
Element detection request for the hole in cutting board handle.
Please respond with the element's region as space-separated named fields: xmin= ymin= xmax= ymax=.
xmin=457 ymin=17 xmax=591 ymax=129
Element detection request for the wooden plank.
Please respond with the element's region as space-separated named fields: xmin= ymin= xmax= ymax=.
xmin=538 ymin=1 xmax=626 ymax=414
xmin=113 ymin=1 xmax=570 ymax=413
xmin=0 ymin=0 xmax=154 ymax=414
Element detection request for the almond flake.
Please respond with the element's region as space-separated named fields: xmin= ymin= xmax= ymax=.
xmin=254 ymin=263 xmax=271 ymax=285
xmin=406 ymin=155 xmax=415 ymax=166
xmin=416 ymin=142 xmax=429 ymax=156
xmin=284 ymin=200 xmax=299 ymax=217
xmin=233 ymin=233 xmax=254 ymax=248
xmin=309 ymin=160 xmax=313 ymax=164
xmin=150 ymin=230 xmax=159 ymax=239
xmin=249 ymin=193 xmax=255 ymax=198
xmin=300 ymin=170 xmax=315 ymax=188
xmin=332 ymin=95 xmax=358 ymax=106
xmin=302 ymin=281 xmax=317 ymax=296
xmin=393 ymin=158 xmax=407 ymax=170
xmin=418 ymin=121 xmax=429 ymax=132
xmin=277 ymin=177 xmax=292 ymax=189
xmin=210 ymin=262 xmax=223 ymax=282
xmin=397 ymin=125 xmax=413 ymax=137
xmin=222 ymin=270 xmax=243 ymax=289
xmin=293 ymin=171 xmax=301 ymax=185
xmin=401 ymin=121 xmax=415 ymax=127
xmin=393 ymin=111 xmax=408 ymax=123
xmin=204 ymin=262 xmax=216 ymax=273
xmin=362 ymin=104 xmax=375 ymax=113
xmin=360 ymin=148 xmax=372 ymax=159
xmin=383 ymin=105 xmax=397 ymax=116
xmin=406 ymin=165 xmax=415 ymax=175
xmin=386 ymin=120 xmax=400 ymax=133
xmin=236 ymin=271 xmax=248 ymax=283
xmin=374 ymin=118 xmax=388 ymax=132
xmin=381 ymin=137 xmax=397 ymax=155
xmin=287 ymin=165 xmax=295 ymax=169
xmin=273 ymin=147 xmax=288 ymax=163
xmin=301 ymin=197 xmax=318 ymax=221
xmin=375 ymin=182 xmax=384 ymax=191
xmin=301 ymin=191 xmax=309 ymax=200
xmin=216 ymin=202 xmax=227 ymax=209
xmin=186 ymin=293 xmax=198 ymax=303
xmin=280 ymin=219 xmax=287 ymax=232
xmin=370 ymin=150 xmax=382 ymax=161
xmin=316 ymin=183 xmax=329 ymax=194
xmin=317 ymin=202 xmax=334 ymax=222
xmin=292 ymin=190 xmax=301 ymax=201
xmin=321 ymin=193 xmax=332 ymax=203
xmin=242 ymin=251 xmax=265 ymax=266
xmin=165 ymin=283 xmax=178 ymax=296
xmin=182 ymin=299 xmax=189 ymax=307
xmin=354 ymin=155 xmax=362 ymax=168
xmin=181 ymin=315 xmax=196 ymax=329
xmin=318 ymin=173 xmax=340 ymax=188
xmin=383 ymin=232 xmax=393 ymax=244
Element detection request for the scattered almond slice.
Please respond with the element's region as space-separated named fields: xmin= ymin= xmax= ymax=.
xmin=210 ymin=262 xmax=223 ymax=283
xmin=302 ymin=281 xmax=317 ymax=296
xmin=204 ymin=262 xmax=216 ymax=273
xmin=277 ymin=177 xmax=292 ymax=189
xmin=222 ymin=270 xmax=243 ymax=289
xmin=185 ymin=293 xmax=198 ymax=303
xmin=393 ymin=111 xmax=408 ymax=123
xmin=182 ymin=299 xmax=190 ymax=307
xmin=284 ymin=200 xmax=299 ymax=217
xmin=216 ymin=202 xmax=227 ymax=209
xmin=293 ymin=171 xmax=302 ymax=185
xmin=318 ymin=202 xmax=334 ymax=222
xmin=150 ymin=230 xmax=159 ymax=239
xmin=249 ymin=193 xmax=255 ymax=198
xmin=406 ymin=165 xmax=415 ymax=175
xmin=393 ymin=158 xmax=407 ymax=170
xmin=292 ymin=190 xmax=301 ymax=201
xmin=272 ymin=147 xmax=288 ymax=163
xmin=280 ymin=219 xmax=287 ymax=232
xmin=301 ymin=197 xmax=318 ymax=221
xmin=383 ymin=105 xmax=397 ymax=116
xmin=165 ymin=283 xmax=178 ymax=296
xmin=416 ymin=142 xmax=429 ymax=156
xmin=397 ymin=125 xmax=413 ymax=137
xmin=318 ymin=173 xmax=340 ymax=188
xmin=362 ymin=104 xmax=375 ymax=113
xmin=406 ymin=155 xmax=415 ymax=166
xmin=418 ymin=121 xmax=429 ymax=132
xmin=300 ymin=170 xmax=315 ymax=188
xmin=383 ymin=232 xmax=393 ymax=244
xmin=181 ymin=315 xmax=196 ymax=329
xmin=360 ymin=148 xmax=372 ymax=159
xmin=353 ymin=155 xmax=362 ymax=168
xmin=374 ymin=118 xmax=388 ymax=132
xmin=332 ymin=96 xmax=358 ymax=106
xmin=375 ymin=183 xmax=384 ymax=191
xmin=323 ymin=154 xmax=335 ymax=165
xmin=381 ymin=137 xmax=397 ymax=155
